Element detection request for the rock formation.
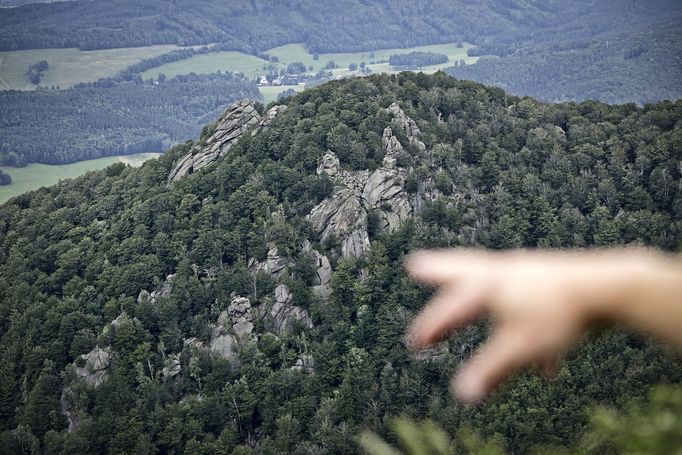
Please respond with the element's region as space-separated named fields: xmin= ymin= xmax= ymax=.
xmin=162 ymin=354 xmax=182 ymax=381
xmin=302 ymin=240 xmax=333 ymax=295
xmin=264 ymin=284 xmax=313 ymax=335
xmin=168 ymin=101 xmax=286 ymax=182
xmin=307 ymin=103 xmax=423 ymax=257
xmin=252 ymin=105 xmax=287 ymax=136
xmin=74 ymin=346 xmax=113 ymax=387
xmin=386 ymin=102 xmax=426 ymax=152
xmin=249 ymin=242 xmax=290 ymax=278
xmin=137 ymin=274 xmax=175 ymax=304
xmin=207 ymin=295 xmax=256 ymax=366
xmin=291 ymin=354 xmax=315 ymax=373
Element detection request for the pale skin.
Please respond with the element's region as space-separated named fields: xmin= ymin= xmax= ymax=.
xmin=406 ymin=249 xmax=682 ymax=403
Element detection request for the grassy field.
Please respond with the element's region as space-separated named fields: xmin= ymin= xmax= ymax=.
xmin=266 ymin=42 xmax=477 ymax=75
xmin=0 ymin=45 xmax=186 ymax=90
xmin=259 ymin=84 xmax=306 ymax=104
xmin=140 ymin=51 xmax=281 ymax=81
xmin=0 ymin=153 xmax=161 ymax=203
xmin=141 ymin=42 xmax=478 ymax=101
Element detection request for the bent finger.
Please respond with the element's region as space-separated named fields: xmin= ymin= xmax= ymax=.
xmin=452 ymin=327 xmax=536 ymax=403
xmin=408 ymin=282 xmax=487 ymax=349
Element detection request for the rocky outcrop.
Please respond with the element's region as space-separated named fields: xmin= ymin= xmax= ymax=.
xmin=386 ymin=102 xmax=426 ymax=152
xmin=249 ymin=242 xmax=290 ymax=278
xmin=137 ymin=274 xmax=175 ymax=304
xmin=221 ymin=296 xmax=255 ymax=339
xmin=207 ymin=296 xmax=257 ymax=365
xmin=302 ymin=240 xmax=332 ymax=295
xmin=251 ymin=105 xmax=287 ymax=136
xmin=307 ymin=105 xmax=422 ymax=257
xmin=162 ymin=354 xmax=181 ymax=381
xmin=291 ymin=354 xmax=315 ymax=373
xmin=168 ymin=101 xmax=286 ymax=182
xmin=264 ymin=284 xmax=313 ymax=335
xmin=74 ymin=346 xmax=113 ymax=387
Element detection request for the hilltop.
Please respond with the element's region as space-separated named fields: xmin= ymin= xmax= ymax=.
xmin=0 ymin=73 xmax=681 ymax=453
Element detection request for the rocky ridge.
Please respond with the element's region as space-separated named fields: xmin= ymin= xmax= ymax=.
xmin=307 ymin=102 xmax=421 ymax=257
xmin=168 ymin=100 xmax=287 ymax=182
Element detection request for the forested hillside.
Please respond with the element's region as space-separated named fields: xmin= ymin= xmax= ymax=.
xmin=447 ymin=24 xmax=682 ymax=105
xmin=0 ymin=72 xmax=259 ymax=166
xmin=1 ymin=0 xmax=679 ymax=53
xmin=0 ymin=73 xmax=681 ymax=454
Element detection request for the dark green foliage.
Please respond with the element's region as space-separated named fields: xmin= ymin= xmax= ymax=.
xmin=0 ymin=170 xmax=11 ymax=186
xmin=26 ymin=59 xmax=48 ymax=85
xmin=0 ymin=72 xmax=259 ymax=166
xmin=449 ymin=25 xmax=682 ymax=104
xmin=0 ymin=73 xmax=681 ymax=453
xmin=0 ymin=0 xmax=623 ymax=52
xmin=389 ymin=52 xmax=448 ymax=69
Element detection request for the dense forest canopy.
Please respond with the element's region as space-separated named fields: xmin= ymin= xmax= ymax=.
xmin=0 ymin=73 xmax=680 ymax=454
xmin=1 ymin=0 xmax=680 ymax=53
xmin=0 ymin=72 xmax=259 ymax=166
xmin=448 ymin=23 xmax=682 ymax=105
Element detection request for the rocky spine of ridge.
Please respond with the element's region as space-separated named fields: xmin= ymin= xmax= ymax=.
xmin=167 ymin=100 xmax=287 ymax=182
xmin=307 ymin=102 xmax=424 ymax=258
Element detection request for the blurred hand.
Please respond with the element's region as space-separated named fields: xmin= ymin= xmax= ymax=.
xmin=405 ymin=249 xmax=682 ymax=403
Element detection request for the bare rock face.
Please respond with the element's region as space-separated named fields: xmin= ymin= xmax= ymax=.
xmin=74 ymin=346 xmax=113 ymax=387
xmin=291 ymin=354 xmax=315 ymax=373
xmin=302 ymin=240 xmax=333 ymax=295
xmin=265 ymin=284 xmax=313 ymax=335
xmin=307 ymin=105 xmax=423 ymax=257
xmin=249 ymin=242 xmax=291 ymax=278
xmin=137 ymin=274 xmax=175 ymax=304
xmin=208 ymin=295 xmax=256 ymax=365
xmin=223 ymin=296 xmax=255 ymax=339
xmin=386 ymin=102 xmax=426 ymax=152
xmin=162 ymin=354 xmax=182 ymax=381
xmin=169 ymin=100 xmax=285 ymax=182
xmin=251 ymin=105 xmax=287 ymax=136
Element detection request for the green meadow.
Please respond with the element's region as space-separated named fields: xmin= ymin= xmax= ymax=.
xmin=142 ymin=42 xmax=478 ymax=101
xmin=140 ymin=50 xmax=282 ymax=81
xmin=0 ymin=153 xmax=160 ymax=203
xmin=0 ymin=45 xmax=186 ymax=90
xmin=266 ymin=42 xmax=477 ymax=75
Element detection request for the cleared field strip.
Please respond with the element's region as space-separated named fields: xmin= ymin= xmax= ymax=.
xmin=0 ymin=45 xmax=188 ymax=90
xmin=0 ymin=153 xmax=160 ymax=203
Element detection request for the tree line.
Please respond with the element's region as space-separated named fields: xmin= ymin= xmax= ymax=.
xmin=0 ymin=72 xmax=260 ymax=166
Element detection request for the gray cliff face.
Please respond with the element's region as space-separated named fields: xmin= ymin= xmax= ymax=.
xmin=248 ymin=242 xmax=290 ymax=278
xmin=207 ymin=296 xmax=257 ymax=366
xmin=302 ymin=240 xmax=332 ymax=295
xmin=168 ymin=101 xmax=286 ymax=182
xmin=263 ymin=284 xmax=313 ymax=336
xmin=307 ymin=102 xmax=421 ymax=257
xmin=74 ymin=346 xmax=113 ymax=387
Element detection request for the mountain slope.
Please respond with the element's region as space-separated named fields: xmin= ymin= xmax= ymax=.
xmin=1 ymin=0 xmax=679 ymax=52
xmin=0 ymin=73 xmax=681 ymax=453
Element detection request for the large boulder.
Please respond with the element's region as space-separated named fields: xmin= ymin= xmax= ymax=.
xmin=201 ymin=296 xmax=258 ymax=366
xmin=74 ymin=346 xmax=113 ymax=388
xmin=265 ymin=284 xmax=313 ymax=335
